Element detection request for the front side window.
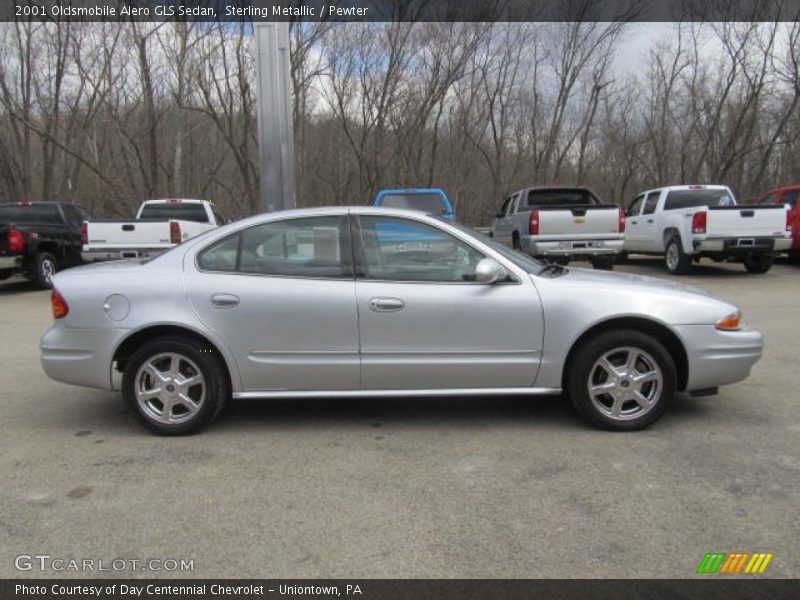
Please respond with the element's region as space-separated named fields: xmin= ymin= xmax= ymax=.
xmin=627 ymin=195 xmax=644 ymax=216
xmin=197 ymin=216 xmax=349 ymax=278
xmin=358 ymin=216 xmax=485 ymax=282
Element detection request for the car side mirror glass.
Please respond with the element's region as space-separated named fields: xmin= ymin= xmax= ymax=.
xmin=475 ymin=257 xmax=507 ymax=284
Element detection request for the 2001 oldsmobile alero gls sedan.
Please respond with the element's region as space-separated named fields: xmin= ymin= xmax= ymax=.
xmin=41 ymin=207 xmax=763 ymax=435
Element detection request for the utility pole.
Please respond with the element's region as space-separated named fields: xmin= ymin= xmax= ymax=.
xmin=254 ymin=22 xmax=296 ymax=213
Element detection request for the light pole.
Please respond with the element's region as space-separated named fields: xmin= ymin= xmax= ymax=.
xmin=254 ymin=21 xmax=296 ymax=213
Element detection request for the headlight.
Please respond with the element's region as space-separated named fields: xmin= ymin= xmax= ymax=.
xmin=715 ymin=311 xmax=742 ymax=331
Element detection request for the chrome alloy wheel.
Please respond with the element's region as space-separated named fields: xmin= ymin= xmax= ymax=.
xmin=134 ymin=352 xmax=206 ymax=424
xmin=40 ymin=257 xmax=56 ymax=286
xmin=665 ymin=242 xmax=679 ymax=271
xmin=587 ymin=346 xmax=663 ymax=421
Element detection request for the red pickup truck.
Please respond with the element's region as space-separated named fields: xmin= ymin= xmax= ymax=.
xmin=756 ymin=185 xmax=800 ymax=260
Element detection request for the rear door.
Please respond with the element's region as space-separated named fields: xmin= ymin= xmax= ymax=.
xmin=636 ymin=191 xmax=661 ymax=251
xmin=184 ymin=213 xmax=360 ymax=392
xmin=353 ymin=214 xmax=543 ymax=390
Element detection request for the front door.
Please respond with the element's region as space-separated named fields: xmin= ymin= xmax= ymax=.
xmin=184 ymin=214 xmax=359 ymax=392
xmin=353 ymin=215 xmax=544 ymax=390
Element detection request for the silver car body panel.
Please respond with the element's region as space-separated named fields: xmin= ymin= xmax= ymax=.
xmin=41 ymin=206 xmax=763 ymax=398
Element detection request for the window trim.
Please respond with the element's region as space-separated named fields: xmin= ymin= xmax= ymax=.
xmin=194 ymin=214 xmax=354 ymax=280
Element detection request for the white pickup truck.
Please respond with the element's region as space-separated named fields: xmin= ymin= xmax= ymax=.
xmin=491 ymin=186 xmax=625 ymax=269
xmin=623 ymin=185 xmax=792 ymax=274
xmin=82 ymin=199 xmax=224 ymax=262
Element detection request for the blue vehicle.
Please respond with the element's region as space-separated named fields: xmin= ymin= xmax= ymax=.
xmin=372 ymin=188 xmax=455 ymax=220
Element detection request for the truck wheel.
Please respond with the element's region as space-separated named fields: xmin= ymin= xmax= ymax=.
xmin=743 ymin=255 xmax=774 ymax=274
xmin=591 ymin=256 xmax=615 ymax=271
xmin=664 ymin=237 xmax=692 ymax=275
xmin=615 ymin=252 xmax=628 ymax=265
xmin=512 ymin=233 xmax=522 ymax=250
xmin=32 ymin=252 xmax=57 ymax=289
xmin=0 ymin=270 xmax=13 ymax=281
xmin=122 ymin=336 xmax=229 ymax=435
xmin=566 ymin=329 xmax=676 ymax=431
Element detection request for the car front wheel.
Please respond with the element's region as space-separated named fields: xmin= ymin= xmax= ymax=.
xmin=566 ymin=330 xmax=676 ymax=431
xmin=122 ymin=336 xmax=229 ymax=435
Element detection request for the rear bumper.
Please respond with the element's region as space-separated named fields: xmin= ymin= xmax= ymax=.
xmin=40 ymin=324 xmax=126 ymax=390
xmin=674 ymin=324 xmax=763 ymax=391
xmin=526 ymin=238 xmax=624 ymax=256
xmin=693 ymin=237 xmax=792 ymax=253
xmin=82 ymin=248 xmax=167 ymax=262
xmin=0 ymin=255 xmax=23 ymax=270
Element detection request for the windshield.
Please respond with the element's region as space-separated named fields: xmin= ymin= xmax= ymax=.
xmin=664 ymin=189 xmax=735 ymax=210
xmin=0 ymin=204 xmax=62 ymax=224
xmin=378 ymin=193 xmax=448 ymax=214
xmin=139 ymin=202 xmax=209 ymax=222
xmin=450 ymin=223 xmax=544 ymax=274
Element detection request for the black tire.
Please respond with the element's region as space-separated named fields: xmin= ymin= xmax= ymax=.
xmin=664 ymin=236 xmax=692 ymax=275
xmin=565 ymin=329 xmax=676 ymax=431
xmin=32 ymin=252 xmax=57 ymax=289
xmin=512 ymin=233 xmax=522 ymax=250
xmin=743 ymin=254 xmax=774 ymax=274
xmin=0 ymin=270 xmax=13 ymax=281
xmin=591 ymin=256 xmax=615 ymax=270
xmin=790 ymin=250 xmax=800 ymax=264
xmin=615 ymin=252 xmax=628 ymax=265
xmin=122 ymin=336 xmax=229 ymax=435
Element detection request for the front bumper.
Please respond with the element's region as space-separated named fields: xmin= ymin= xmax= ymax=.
xmin=0 ymin=255 xmax=22 ymax=270
xmin=527 ymin=238 xmax=624 ymax=256
xmin=674 ymin=324 xmax=763 ymax=392
xmin=40 ymin=324 xmax=126 ymax=390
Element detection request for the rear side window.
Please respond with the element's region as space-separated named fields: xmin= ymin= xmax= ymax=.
xmin=198 ymin=216 xmax=349 ymax=279
xmin=377 ymin=193 xmax=448 ymax=214
xmin=664 ymin=190 xmax=734 ymax=210
xmin=0 ymin=204 xmax=62 ymax=224
xmin=139 ymin=203 xmax=209 ymax=222
xmin=526 ymin=189 xmax=599 ymax=207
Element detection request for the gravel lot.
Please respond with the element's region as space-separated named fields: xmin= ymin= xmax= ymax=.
xmin=1 ymin=258 xmax=798 ymax=579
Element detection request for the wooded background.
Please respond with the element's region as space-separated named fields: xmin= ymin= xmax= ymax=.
xmin=1 ymin=19 xmax=798 ymax=224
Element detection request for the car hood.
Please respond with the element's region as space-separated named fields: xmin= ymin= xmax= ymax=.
xmin=532 ymin=267 xmax=739 ymax=326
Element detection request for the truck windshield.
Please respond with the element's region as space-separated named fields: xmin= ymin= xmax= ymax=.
xmin=0 ymin=204 xmax=62 ymax=224
xmin=378 ymin=193 xmax=448 ymax=214
xmin=139 ymin=203 xmax=209 ymax=222
xmin=664 ymin=190 xmax=735 ymax=210
xmin=526 ymin=189 xmax=599 ymax=206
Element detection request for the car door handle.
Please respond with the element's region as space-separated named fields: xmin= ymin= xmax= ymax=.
xmin=646 ymin=219 xmax=654 ymax=223
xmin=210 ymin=293 xmax=239 ymax=308
xmin=630 ymin=220 xmax=638 ymax=225
xmin=368 ymin=297 xmax=405 ymax=312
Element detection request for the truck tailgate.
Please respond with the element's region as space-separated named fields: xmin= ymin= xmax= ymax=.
xmin=84 ymin=220 xmax=173 ymax=250
xmin=537 ymin=206 xmax=620 ymax=238
xmin=707 ymin=206 xmax=787 ymax=238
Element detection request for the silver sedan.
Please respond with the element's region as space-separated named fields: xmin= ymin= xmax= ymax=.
xmin=40 ymin=207 xmax=763 ymax=434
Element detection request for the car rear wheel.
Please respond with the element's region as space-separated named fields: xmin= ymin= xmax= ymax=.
xmin=566 ymin=330 xmax=676 ymax=431
xmin=664 ymin=237 xmax=692 ymax=275
xmin=743 ymin=254 xmax=774 ymax=274
xmin=591 ymin=256 xmax=615 ymax=270
xmin=122 ymin=336 xmax=229 ymax=435
xmin=32 ymin=252 xmax=57 ymax=289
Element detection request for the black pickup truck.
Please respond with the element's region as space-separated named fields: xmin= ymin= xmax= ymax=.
xmin=0 ymin=201 xmax=93 ymax=288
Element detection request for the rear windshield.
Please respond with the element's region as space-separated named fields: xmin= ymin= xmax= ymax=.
xmin=377 ymin=193 xmax=448 ymax=214
xmin=139 ymin=203 xmax=209 ymax=222
xmin=0 ymin=204 xmax=62 ymax=224
xmin=526 ymin=189 xmax=599 ymax=207
xmin=664 ymin=190 xmax=735 ymax=210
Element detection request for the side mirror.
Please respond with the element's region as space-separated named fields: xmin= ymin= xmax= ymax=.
xmin=475 ymin=257 xmax=507 ymax=284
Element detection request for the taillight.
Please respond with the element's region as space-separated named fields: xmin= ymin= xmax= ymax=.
xmin=170 ymin=221 xmax=182 ymax=244
xmin=529 ymin=210 xmax=540 ymax=236
xmin=618 ymin=208 xmax=626 ymax=233
xmin=51 ymin=288 xmax=69 ymax=319
xmin=6 ymin=229 xmax=25 ymax=253
xmin=81 ymin=222 xmax=88 ymax=245
xmin=692 ymin=211 xmax=707 ymax=234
